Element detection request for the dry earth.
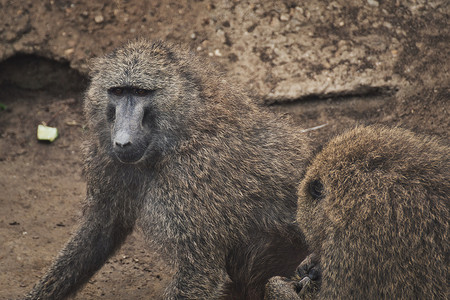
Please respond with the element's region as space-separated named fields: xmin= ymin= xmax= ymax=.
xmin=0 ymin=0 xmax=448 ymax=299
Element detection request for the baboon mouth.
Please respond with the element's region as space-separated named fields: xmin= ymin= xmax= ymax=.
xmin=113 ymin=149 xmax=146 ymax=164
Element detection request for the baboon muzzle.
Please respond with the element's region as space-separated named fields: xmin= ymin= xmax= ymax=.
xmin=112 ymin=100 xmax=147 ymax=163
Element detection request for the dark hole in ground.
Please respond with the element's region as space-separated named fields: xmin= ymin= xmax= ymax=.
xmin=0 ymin=54 xmax=87 ymax=98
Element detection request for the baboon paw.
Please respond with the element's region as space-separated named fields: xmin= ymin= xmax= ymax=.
xmin=292 ymin=253 xmax=321 ymax=297
xmin=295 ymin=253 xmax=320 ymax=281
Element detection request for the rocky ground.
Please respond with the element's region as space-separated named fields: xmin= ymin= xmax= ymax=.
xmin=0 ymin=0 xmax=448 ymax=299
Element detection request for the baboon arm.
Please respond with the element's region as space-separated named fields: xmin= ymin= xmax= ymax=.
xmin=25 ymin=198 xmax=133 ymax=300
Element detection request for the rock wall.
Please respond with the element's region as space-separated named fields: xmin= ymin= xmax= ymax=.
xmin=1 ymin=0 xmax=448 ymax=102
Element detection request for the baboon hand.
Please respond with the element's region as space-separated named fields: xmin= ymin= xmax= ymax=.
xmin=293 ymin=253 xmax=321 ymax=296
xmin=295 ymin=253 xmax=320 ymax=280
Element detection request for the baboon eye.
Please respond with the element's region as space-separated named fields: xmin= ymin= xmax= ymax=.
xmin=133 ymin=88 xmax=151 ymax=96
xmin=308 ymin=180 xmax=324 ymax=200
xmin=109 ymin=87 xmax=124 ymax=96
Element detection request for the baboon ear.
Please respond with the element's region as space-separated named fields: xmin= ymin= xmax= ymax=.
xmin=308 ymin=180 xmax=324 ymax=200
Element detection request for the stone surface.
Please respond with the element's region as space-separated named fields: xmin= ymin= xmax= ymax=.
xmin=1 ymin=0 xmax=448 ymax=103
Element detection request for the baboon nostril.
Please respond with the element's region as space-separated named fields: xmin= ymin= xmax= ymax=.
xmin=115 ymin=141 xmax=132 ymax=148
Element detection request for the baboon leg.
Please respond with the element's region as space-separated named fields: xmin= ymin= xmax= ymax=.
xmin=163 ymin=262 xmax=232 ymax=299
xmin=228 ymin=229 xmax=308 ymax=299
xmin=25 ymin=196 xmax=133 ymax=300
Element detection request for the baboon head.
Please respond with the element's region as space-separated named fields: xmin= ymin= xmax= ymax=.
xmin=297 ymin=125 xmax=448 ymax=253
xmin=84 ymin=40 xmax=207 ymax=164
xmin=296 ymin=126 xmax=402 ymax=251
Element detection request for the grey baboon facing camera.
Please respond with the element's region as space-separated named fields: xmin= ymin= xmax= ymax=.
xmin=24 ymin=40 xmax=312 ymax=299
xmin=266 ymin=126 xmax=449 ymax=299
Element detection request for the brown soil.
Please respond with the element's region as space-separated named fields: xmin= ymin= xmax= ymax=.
xmin=0 ymin=1 xmax=448 ymax=299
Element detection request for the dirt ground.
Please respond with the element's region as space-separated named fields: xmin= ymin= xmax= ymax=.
xmin=0 ymin=1 xmax=448 ymax=299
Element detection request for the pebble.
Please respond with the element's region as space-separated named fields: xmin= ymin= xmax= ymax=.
xmin=367 ymin=0 xmax=379 ymax=7
xmin=270 ymin=17 xmax=280 ymax=27
xmin=94 ymin=15 xmax=104 ymax=23
xmin=280 ymin=13 xmax=290 ymax=21
xmin=64 ymin=48 xmax=74 ymax=56
xmin=383 ymin=22 xmax=392 ymax=29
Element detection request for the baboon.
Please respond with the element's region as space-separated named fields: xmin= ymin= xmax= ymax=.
xmin=266 ymin=125 xmax=449 ymax=299
xmin=24 ymin=39 xmax=312 ymax=299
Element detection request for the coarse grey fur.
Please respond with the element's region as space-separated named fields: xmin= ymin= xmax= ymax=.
xmin=24 ymin=39 xmax=311 ymax=299
xmin=266 ymin=125 xmax=449 ymax=299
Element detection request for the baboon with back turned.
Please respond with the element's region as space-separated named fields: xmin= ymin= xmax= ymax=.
xmin=266 ymin=125 xmax=449 ymax=299
xmin=24 ymin=39 xmax=311 ymax=299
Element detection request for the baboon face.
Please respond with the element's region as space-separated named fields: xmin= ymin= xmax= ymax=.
xmin=106 ymin=86 xmax=156 ymax=163
xmin=85 ymin=41 xmax=201 ymax=164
